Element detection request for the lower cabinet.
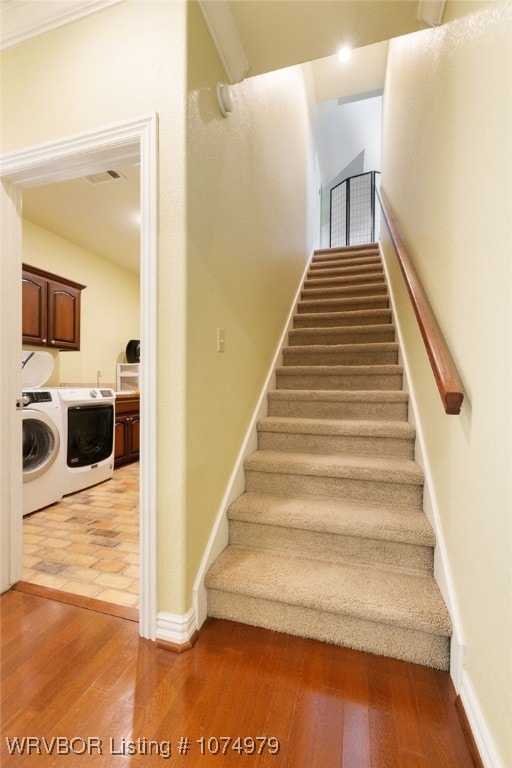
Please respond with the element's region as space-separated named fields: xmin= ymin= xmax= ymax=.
xmin=114 ymin=395 xmax=140 ymax=468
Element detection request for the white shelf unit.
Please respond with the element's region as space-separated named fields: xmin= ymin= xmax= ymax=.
xmin=116 ymin=363 xmax=140 ymax=392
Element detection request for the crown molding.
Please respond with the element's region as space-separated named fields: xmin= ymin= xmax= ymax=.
xmin=198 ymin=0 xmax=249 ymax=84
xmin=0 ymin=0 xmax=123 ymax=52
xmin=417 ymin=0 xmax=446 ymax=27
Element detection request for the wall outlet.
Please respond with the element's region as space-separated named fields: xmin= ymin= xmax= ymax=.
xmin=217 ymin=328 xmax=225 ymax=353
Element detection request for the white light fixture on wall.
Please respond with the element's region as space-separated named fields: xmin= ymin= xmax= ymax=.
xmin=217 ymin=83 xmax=233 ymax=118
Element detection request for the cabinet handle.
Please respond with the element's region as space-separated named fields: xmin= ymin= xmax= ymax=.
xmin=42 ymin=338 xmax=47 ymax=343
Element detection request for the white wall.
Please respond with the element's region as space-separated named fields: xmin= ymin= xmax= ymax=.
xmin=381 ymin=5 xmax=512 ymax=765
xmin=314 ymin=95 xmax=382 ymax=188
xmin=314 ymin=95 xmax=382 ymax=246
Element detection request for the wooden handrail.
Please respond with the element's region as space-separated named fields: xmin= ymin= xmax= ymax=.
xmin=376 ymin=187 xmax=464 ymax=415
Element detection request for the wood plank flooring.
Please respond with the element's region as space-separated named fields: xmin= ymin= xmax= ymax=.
xmin=1 ymin=590 xmax=475 ymax=767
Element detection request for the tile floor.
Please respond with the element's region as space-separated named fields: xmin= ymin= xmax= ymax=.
xmin=22 ymin=463 xmax=139 ymax=608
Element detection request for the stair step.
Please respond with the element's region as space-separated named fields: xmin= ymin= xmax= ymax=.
xmin=282 ymin=342 xmax=399 ymax=366
xmin=313 ymin=245 xmax=379 ymax=263
xmin=309 ymin=255 xmax=382 ymax=273
xmin=301 ymin=282 xmax=387 ymax=301
xmin=288 ymin=324 xmax=395 ymax=346
xmin=206 ymin=546 xmax=451 ymax=669
xmin=308 ymin=261 xmax=383 ymax=279
xmin=244 ymin=450 xmax=424 ymax=508
xmin=267 ymin=390 xmax=409 ymax=421
xmin=293 ymin=308 xmax=392 ymax=328
xmin=257 ymin=417 xmax=415 ymax=459
xmin=229 ymin=491 xmax=434 ymax=563
xmin=276 ymin=364 xmax=403 ymax=391
xmin=297 ymin=295 xmax=389 ymax=314
xmin=304 ymin=271 xmax=384 ymax=289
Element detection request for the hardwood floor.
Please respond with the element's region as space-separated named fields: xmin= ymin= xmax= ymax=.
xmin=1 ymin=590 xmax=475 ymax=767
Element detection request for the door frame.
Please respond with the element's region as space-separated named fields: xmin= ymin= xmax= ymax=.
xmin=0 ymin=113 xmax=158 ymax=639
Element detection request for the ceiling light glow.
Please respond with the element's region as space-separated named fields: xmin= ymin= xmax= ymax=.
xmin=337 ymin=45 xmax=353 ymax=63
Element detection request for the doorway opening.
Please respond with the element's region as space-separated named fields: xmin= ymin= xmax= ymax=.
xmin=20 ymin=164 xmax=141 ymax=614
xmin=0 ymin=115 xmax=158 ymax=639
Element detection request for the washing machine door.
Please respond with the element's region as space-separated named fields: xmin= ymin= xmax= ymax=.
xmin=22 ymin=410 xmax=61 ymax=483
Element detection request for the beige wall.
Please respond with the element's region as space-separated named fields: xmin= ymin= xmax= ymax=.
xmin=185 ymin=2 xmax=317 ymax=596
xmin=2 ymin=0 xmax=317 ymax=616
xmin=1 ymin=0 xmax=188 ymax=613
xmin=381 ymin=5 xmax=512 ymax=764
xmin=22 ymin=220 xmax=140 ymax=388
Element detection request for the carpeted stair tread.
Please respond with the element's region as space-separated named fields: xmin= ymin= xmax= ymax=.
xmin=268 ymin=389 xmax=409 ymax=405
xmin=309 ymin=255 xmax=382 ymax=272
xmin=301 ymin=283 xmax=387 ymax=300
xmin=288 ymin=325 xmax=396 ymax=345
xmin=275 ymin=365 xmax=403 ymax=392
xmin=257 ymin=416 xmax=415 ymax=440
xmin=313 ymin=246 xmax=379 ymax=262
xmin=304 ymin=272 xmax=384 ymax=289
xmin=282 ymin=342 xmax=399 ymax=366
xmin=267 ymin=389 xmax=409 ymax=421
xmin=206 ymin=546 xmax=451 ymax=636
xmin=308 ymin=262 xmax=383 ymax=279
xmin=245 ymin=450 xmax=424 ymax=486
xmin=228 ymin=492 xmax=435 ymax=546
xmin=293 ymin=308 xmax=392 ymax=328
xmin=297 ymin=295 xmax=389 ymax=314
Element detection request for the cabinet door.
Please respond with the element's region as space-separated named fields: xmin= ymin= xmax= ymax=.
xmin=114 ymin=417 xmax=130 ymax=465
xmin=47 ymin=279 xmax=81 ymax=350
xmin=129 ymin=417 xmax=140 ymax=459
xmin=22 ymin=271 xmax=47 ymax=345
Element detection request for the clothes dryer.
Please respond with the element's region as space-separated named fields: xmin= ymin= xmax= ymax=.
xmin=59 ymin=388 xmax=115 ymax=495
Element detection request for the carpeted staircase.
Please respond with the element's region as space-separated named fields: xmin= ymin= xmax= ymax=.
xmin=205 ymin=244 xmax=452 ymax=670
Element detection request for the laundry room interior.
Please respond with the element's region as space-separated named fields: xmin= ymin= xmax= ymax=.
xmin=20 ymin=165 xmax=141 ymax=612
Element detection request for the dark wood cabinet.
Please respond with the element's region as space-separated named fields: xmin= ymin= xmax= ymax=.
xmin=115 ymin=395 xmax=140 ymax=468
xmin=22 ymin=264 xmax=85 ymax=350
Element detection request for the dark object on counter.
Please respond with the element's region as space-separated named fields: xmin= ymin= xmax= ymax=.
xmin=126 ymin=339 xmax=140 ymax=363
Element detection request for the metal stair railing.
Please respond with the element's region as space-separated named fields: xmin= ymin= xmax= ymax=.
xmin=329 ymin=171 xmax=381 ymax=248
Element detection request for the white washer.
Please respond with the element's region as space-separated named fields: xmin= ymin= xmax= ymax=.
xmin=59 ymin=388 xmax=115 ymax=495
xmin=22 ymin=389 xmax=64 ymax=516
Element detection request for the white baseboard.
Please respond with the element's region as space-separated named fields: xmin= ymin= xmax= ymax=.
xmin=192 ymin=250 xmax=314 ymax=627
xmin=460 ymin=670 xmax=505 ymax=768
xmin=378 ymin=243 xmax=466 ymax=689
xmin=156 ymin=608 xmax=197 ymax=647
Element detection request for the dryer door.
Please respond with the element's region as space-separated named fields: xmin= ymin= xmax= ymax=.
xmin=22 ymin=410 xmax=60 ymax=483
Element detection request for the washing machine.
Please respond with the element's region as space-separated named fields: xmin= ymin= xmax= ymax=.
xmin=59 ymin=388 xmax=115 ymax=495
xmin=21 ymin=352 xmax=65 ymax=516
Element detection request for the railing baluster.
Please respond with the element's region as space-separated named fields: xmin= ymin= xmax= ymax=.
xmin=329 ymin=171 xmax=381 ymax=248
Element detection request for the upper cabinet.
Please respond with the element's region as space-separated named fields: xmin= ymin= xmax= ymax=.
xmin=22 ymin=264 xmax=86 ymax=350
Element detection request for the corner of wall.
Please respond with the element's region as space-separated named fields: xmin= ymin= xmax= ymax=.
xmin=378 ymin=240 xmax=466 ymax=690
xmin=192 ymin=250 xmax=315 ymax=627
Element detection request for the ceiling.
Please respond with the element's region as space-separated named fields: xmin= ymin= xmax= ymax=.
xmin=228 ymin=1 xmax=424 ymax=77
xmin=5 ymin=0 xmax=430 ymax=275
xmin=22 ymin=165 xmax=141 ymax=275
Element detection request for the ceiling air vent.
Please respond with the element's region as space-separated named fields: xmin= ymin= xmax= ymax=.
xmin=83 ymin=169 xmax=126 ymax=185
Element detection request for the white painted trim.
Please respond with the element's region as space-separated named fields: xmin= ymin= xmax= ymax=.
xmin=0 ymin=114 xmax=158 ymax=640
xmin=0 ymin=182 xmax=23 ymax=592
xmin=193 ymin=250 xmax=314 ymax=627
xmin=0 ymin=0 xmax=124 ymax=52
xmin=378 ymin=242 xmax=466 ymax=689
xmin=198 ymin=0 xmax=249 ymax=84
xmin=459 ymin=669 xmax=505 ymax=768
xmin=156 ymin=608 xmax=197 ymax=647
